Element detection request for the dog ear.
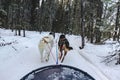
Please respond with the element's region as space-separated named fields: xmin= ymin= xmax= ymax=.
xmin=60 ymin=34 xmax=65 ymax=39
xmin=49 ymin=32 xmax=55 ymax=38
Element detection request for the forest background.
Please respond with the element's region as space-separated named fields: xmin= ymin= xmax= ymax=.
xmin=0 ymin=0 xmax=120 ymax=48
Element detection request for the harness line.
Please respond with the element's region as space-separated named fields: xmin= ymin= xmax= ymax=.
xmin=56 ymin=39 xmax=58 ymax=64
xmin=47 ymin=43 xmax=56 ymax=63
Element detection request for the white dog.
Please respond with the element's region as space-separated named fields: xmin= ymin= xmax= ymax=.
xmin=38 ymin=33 xmax=54 ymax=62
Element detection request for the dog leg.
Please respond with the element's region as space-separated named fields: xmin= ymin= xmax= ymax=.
xmin=45 ymin=46 xmax=50 ymax=62
xmin=44 ymin=51 xmax=49 ymax=62
xmin=46 ymin=53 xmax=50 ymax=62
xmin=39 ymin=48 xmax=44 ymax=62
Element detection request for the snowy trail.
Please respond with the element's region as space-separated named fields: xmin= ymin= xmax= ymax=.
xmin=66 ymin=36 xmax=111 ymax=80
xmin=77 ymin=50 xmax=111 ymax=80
xmin=0 ymin=29 xmax=120 ymax=80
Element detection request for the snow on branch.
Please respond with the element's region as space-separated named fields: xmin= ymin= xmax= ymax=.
xmin=101 ymin=42 xmax=120 ymax=65
xmin=0 ymin=39 xmax=18 ymax=51
xmin=0 ymin=40 xmax=17 ymax=47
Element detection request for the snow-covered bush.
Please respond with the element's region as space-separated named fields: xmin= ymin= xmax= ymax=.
xmin=101 ymin=42 xmax=120 ymax=65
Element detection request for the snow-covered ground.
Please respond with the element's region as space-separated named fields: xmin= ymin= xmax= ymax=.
xmin=0 ymin=28 xmax=120 ymax=80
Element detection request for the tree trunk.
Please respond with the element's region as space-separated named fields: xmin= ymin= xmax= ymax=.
xmin=18 ymin=28 xmax=21 ymax=36
xmin=117 ymin=2 xmax=120 ymax=41
xmin=113 ymin=2 xmax=120 ymax=41
xmin=23 ymin=28 xmax=25 ymax=37
xmin=80 ymin=0 xmax=85 ymax=49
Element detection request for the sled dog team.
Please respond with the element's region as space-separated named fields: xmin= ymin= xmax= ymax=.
xmin=38 ymin=32 xmax=72 ymax=63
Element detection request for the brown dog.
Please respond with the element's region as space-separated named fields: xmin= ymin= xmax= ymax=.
xmin=60 ymin=38 xmax=73 ymax=62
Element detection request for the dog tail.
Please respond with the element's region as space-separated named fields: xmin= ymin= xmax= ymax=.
xmin=69 ymin=47 xmax=73 ymax=50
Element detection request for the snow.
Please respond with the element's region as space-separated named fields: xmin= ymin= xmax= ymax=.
xmin=0 ymin=28 xmax=120 ymax=80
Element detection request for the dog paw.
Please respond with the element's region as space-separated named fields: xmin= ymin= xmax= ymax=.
xmin=45 ymin=58 xmax=49 ymax=62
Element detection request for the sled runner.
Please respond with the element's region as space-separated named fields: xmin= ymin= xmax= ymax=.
xmin=21 ymin=65 xmax=95 ymax=80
